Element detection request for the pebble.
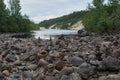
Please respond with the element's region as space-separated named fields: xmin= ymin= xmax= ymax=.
xmin=2 ymin=70 xmax=10 ymax=76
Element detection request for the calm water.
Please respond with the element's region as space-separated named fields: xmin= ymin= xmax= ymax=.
xmin=33 ymin=29 xmax=78 ymax=39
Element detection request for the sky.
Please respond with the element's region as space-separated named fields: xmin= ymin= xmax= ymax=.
xmin=5 ymin=0 xmax=93 ymax=23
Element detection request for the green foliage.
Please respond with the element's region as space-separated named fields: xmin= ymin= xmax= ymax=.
xmin=0 ymin=0 xmax=39 ymax=33
xmin=0 ymin=0 xmax=8 ymax=32
xmin=39 ymin=11 xmax=87 ymax=29
xmin=82 ymin=0 xmax=120 ymax=33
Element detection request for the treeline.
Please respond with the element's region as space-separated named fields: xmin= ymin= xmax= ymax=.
xmin=0 ymin=0 xmax=39 ymax=32
xmin=82 ymin=0 xmax=120 ymax=33
xmin=39 ymin=11 xmax=87 ymax=29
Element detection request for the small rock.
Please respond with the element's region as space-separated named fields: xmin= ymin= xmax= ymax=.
xmin=46 ymin=64 xmax=55 ymax=73
xmin=60 ymin=75 xmax=69 ymax=80
xmin=38 ymin=59 xmax=48 ymax=67
xmin=100 ymin=56 xmax=120 ymax=72
xmin=55 ymin=61 xmax=65 ymax=71
xmin=59 ymin=67 xmax=74 ymax=77
xmin=106 ymin=74 xmax=120 ymax=80
xmin=1 ymin=64 xmax=12 ymax=72
xmin=14 ymin=61 xmax=22 ymax=66
xmin=49 ymin=51 xmax=60 ymax=58
xmin=70 ymin=73 xmax=82 ymax=80
xmin=27 ymin=64 xmax=37 ymax=70
xmin=21 ymin=71 xmax=33 ymax=80
xmin=98 ymin=76 xmax=107 ymax=80
xmin=78 ymin=29 xmax=89 ymax=37
xmin=5 ymin=54 xmax=17 ymax=62
xmin=70 ymin=56 xmax=84 ymax=67
xmin=0 ymin=72 xmax=5 ymax=80
xmin=45 ymin=76 xmax=58 ymax=80
xmin=78 ymin=63 xmax=95 ymax=79
xmin=2 ymin=70 xmax=10 ymax=76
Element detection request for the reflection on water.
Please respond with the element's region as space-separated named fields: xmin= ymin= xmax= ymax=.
xmin=33 ymin=29 xmax=78 ymax=39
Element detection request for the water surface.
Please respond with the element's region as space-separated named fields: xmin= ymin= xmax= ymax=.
xmin=33 ymin=29 xmax=78 ymax=39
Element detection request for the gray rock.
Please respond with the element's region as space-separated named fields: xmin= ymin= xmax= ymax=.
xmin=106 ymin=74 xmax=120 ymax=80
xmin=100 ymin=56 xmax=120 ymax=72
xmin=59 ymin=67 xmax=74 ymax=77
xmin=45 ymin=76 xmax=58 ymax=80
xmin=0 ymin=72 xmax=5 ymax=80
xmin=27 ymin=64 xmax=38 ymax=70
xmin=5 ymin=54 xmax=17 ymax=62
xmin=21 ymin=71 xmax=33 ymax=80
xmin=70 ymin=56 xmax=84 ymax=67
xmin=78 ymin=63 xmax=95 ymax=79
xmin=77 ymin=29 xmax=89 ymax=37
xmin=14 ymin=61 xmax=22 ymax=66
xmin=98 ymin=76 xmax=107 ymax=80
xmin=70 ymin=73 xmax=82 ymax=80
xmin=60 ymin=75 xmax=69 ymax=80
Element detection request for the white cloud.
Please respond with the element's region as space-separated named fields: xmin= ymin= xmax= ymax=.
xmin=4 ymin=0 xmax=92 ymax=23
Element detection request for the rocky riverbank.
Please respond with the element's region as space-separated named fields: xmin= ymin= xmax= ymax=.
xmin=0 ymin=32 xmax=120 ymax=80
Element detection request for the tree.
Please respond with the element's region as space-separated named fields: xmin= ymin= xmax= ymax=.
xmin=0 ymin=0 xmax=8 ymax=32
xmin=93 ymin=0 xmax=104 ymax=9
xmin=9 ymin=0 xmax=21 ymax=17
xmin=82 ymin=0 xmax=120 ymax=33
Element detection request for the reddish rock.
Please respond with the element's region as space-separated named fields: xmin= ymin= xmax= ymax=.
xmin=55 ymin=61 xmax=65 ymax=71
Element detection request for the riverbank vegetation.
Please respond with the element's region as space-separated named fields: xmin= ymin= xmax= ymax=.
xmin=83 ymin=0 xmax=120 ymax=33
xmin=0 ymin=0 xmax=39 ymax=33
xmin=39 ymin=11 xmax=87 ymax=29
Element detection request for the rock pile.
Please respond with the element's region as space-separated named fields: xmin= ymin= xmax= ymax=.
xmin=0 ymin=32 xmax=120 ymax=80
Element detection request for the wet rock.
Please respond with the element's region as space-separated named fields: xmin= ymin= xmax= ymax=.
xmin=78 ymin=29 xmax=89 ymax=37
xmin=5 ymin=54 xmax=17 ymax=62
xmin=70 ymin=56 xmax=84 ymax=67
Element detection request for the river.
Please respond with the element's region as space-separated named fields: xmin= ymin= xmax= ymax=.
xmin=33 ymin=29 xmax=78 ymax=39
